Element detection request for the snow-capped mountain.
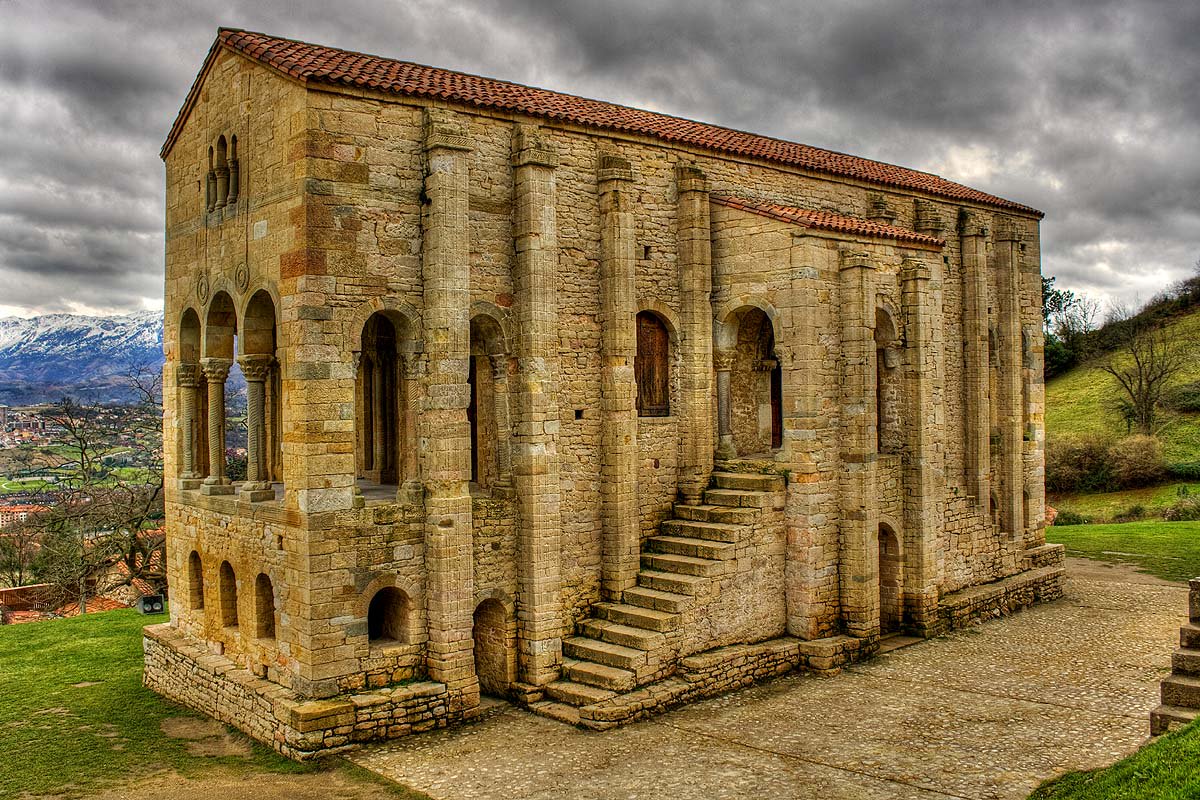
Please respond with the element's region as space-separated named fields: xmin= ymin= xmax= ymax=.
xmin=0 ymin=311 xmax=164 ymax=404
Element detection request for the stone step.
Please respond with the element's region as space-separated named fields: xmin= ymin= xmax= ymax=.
xmin=1181 ymin=623 xmax=1200 ymax=649
xmin=594 ymin=601 xmax=680 ymax=632
xmin=563 ymin=657 xmax=637 ymax=692
xmin=623 ymin=584 xmax=693 ymax=613
xmin=580 ymin=618 xmax=665 ymax=651
xmin=544 ymin=679 xmax=616 ymax=707
xmin=1151 ymin=703 xmax=1200 ymax=736
xmin=647 ymin=534 xmax=736 ymax=560
xmin=711 ymin=471 xmax=785 ymax=492
xmin=672 ymin=504 xmax=759 ymax=526
xmin=704 ymin=488 xmax=777 ymax=509
xmin=530 ymin=700 xmax=580 ymax=725
xmin=637 ymin=568 xmax=708 ymax=596
xmin=1160 ymin=673 xmax=1200 ymax=708
xmin=661 ymin=518 xmax=744 ymax=543
xmin=1173 ymin=648 xmax=1200 ymax=676
xmin=563 ymin=636 xmax=647 ymax=671
xmin=641 ymin=552 xmax=723 ymax=578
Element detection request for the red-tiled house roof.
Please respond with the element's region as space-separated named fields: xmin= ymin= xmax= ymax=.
xmin=711 ymin=196 xmax=946 ymax=248
xmin=163 ymin=29 xmax=1043 ymax=218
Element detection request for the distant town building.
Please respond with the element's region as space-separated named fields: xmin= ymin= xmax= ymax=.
xmin=0 ymin=504 xmax=47 ymax=528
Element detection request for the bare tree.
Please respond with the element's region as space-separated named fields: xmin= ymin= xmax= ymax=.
xmin=0 ymin=517 xmax=42 ymax=588
xmin=1101 ymin=307 xmax=1193 ymax=435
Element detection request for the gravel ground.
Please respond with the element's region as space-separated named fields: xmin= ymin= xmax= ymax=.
xmin=349 ymin=558 xmax=1184 ymax=800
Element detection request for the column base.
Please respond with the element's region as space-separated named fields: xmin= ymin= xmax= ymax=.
xmin=178 ymin=478 xmax=202 ymax=491
xmin=200 ymin=482 xmax=235 ymax=496
xmin=716 ymin=438 xmax=737 ymax=460
xmin=240 ymin=485 xmax=275 ymax=502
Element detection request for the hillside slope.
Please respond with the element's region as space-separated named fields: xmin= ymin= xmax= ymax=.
xmin=1046 ymin=309 xmax=1200 ymax=464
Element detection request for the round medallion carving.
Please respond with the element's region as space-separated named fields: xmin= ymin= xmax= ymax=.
xmin=196 ymin=273 xmax=210 ymax=305
xmin=235 ymin=262 xmax=249 ymax=293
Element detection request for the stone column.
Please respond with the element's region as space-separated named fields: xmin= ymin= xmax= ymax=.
xmin=510 ymin=124 xmax=564 ymax=687
xmin=490 ymin=356 xmax=513 ymax=491
xmin=838 ymin=251 xmax=877 ymax=638
xmin=714 ymin=351 xmax=736 ymax=459
xmin=598 ymin=153 xmax=641 ymax=601
xmin=200 ymin=358 xmax=234 ymax=495
xmin=214 ymin=164 xmax=229 ymax=210
xmin=177 ymin=363 xmax=201 ymax=489
xmin=420 ymin=108 xmax=476 ymax=702
xmin=960 ymin=211 xmax=991 ymax=507
xmin=675 ymin=164 xmax=715 ymax=502
xmin=400 ymin=354 xmax=422 ymax=504
xmin=996 ymin=220 xmax=1025 ymax=540
xmin=239 ymin=354 xmax=275 ymax=502
xmin=900 ymin=256 xmax=946 ymax=634
xmin=371 ymin=356 xmax=386 ymax=482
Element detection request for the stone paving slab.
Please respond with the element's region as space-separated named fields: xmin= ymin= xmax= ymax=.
xmin=351 ymin=561 xmax=1183 ymax=800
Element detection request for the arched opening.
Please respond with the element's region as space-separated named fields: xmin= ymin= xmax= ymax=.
xmin=990 ymin=493 xmax=1001 ymax=530
xmin=179 ymin=309 xmax=207 ymax=479
xmin=635 ymin=311 xmax=670 ymax=417
xmin=203 ymin=292 xmax=238 ymax=490
xmin=218 ymin=560 xmax=238 ymax=628
xmin=188 ymin=551 xmax=204 ymax=611
xmin=472 ymin=598 xmax=515 ymax=696
xmin=206 ymin=146 xmax=216 ymax=212
xmin=227 ymin=134 xmax=240 ymax=206
xmin=878 ymin=524 xmax=902 ymax=634
xmin=469 ymin=314 xmax=509 ymax=492
xmin=214 ymin=135 xmax=229 ymax=209
xmin=242 ymin=291 xmax=281 ymax=492
xmin=875 ymin=307 xmax=901 ymax=455
xmin=357 ymin=313 xmax=405 ymax=489
xmin=728 ymin=307 xmax=782 ymax=456
xmin=254 ymin=573 xmax=276 ymax=640
xmin=367 ymin=586 xmax=411 ymax=644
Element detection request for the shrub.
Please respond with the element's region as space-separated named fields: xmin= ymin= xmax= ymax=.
xmin=1165 ymin=497 xmax=1200 ymax=521
xmin=1113 ymin=504 xmax=1147 ymax=523
xmin=1108 ymin=435 xmax=1166 ymax=488
xmin=1045 ymin=435 xmax=1117 ymax=493
xmin=1052 ymin=509 xmax=1090 ymax=526
xmin=1168 ymin=462 xmax=1200 ymax=481
xmin=1164 ymin=381 xmax=1200 ymax=412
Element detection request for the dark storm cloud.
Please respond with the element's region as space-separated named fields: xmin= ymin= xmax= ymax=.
xmin=1 ymin=0 xmax=1197 ymax=314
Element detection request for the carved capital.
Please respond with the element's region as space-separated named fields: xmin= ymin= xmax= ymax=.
xmin=200 ymin=357 xmax=233 ymax=382
xmin=713 ymin=351 xmax=735 ymax=371
xmin=867 ymin=193 xmax=897 ymax=225
xmin=423 ymin=108 xmax=471 ymax=153
xmin=901 ymin=256 xmax=932 ymax=283
xmin=597 ymin=153 xmax=634 ymax=184
xmin=676 ymin=162 xmax=708 ymax=194
xmin=237 ymin=353 xmax=275 ymax=382
xmin=840 ymin=250 xmax=876 ymax=273
xmin=913 ymin=199 xmax=947 ymax=237
xmin=995 ymin=217 xmax=1023 ymax=243
xmin=177 ymin=362 xmax=200 ymax=389
xmin=511 ymin=124 xmax=558 ymax=168
xmin=958 ymin=209 xmax=988 ymax=238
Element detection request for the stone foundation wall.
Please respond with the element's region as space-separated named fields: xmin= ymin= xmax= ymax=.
xmin=143 ymin=623 xmax=463 ymax=760
xmin=935 ymin=563 xmax=1065 ymax=634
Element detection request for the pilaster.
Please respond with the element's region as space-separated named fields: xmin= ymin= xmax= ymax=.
xmin=838 ymin=251 xmax=878 ymax=638
xmin=996 ymin=219 xmax=1025 ymax=541
xmin=675 ymin=163 xmax=714 ymax=503
xmin=510 ymin=123 xmax=563 ymax=686
xmin=598 ymin=153 xmax=641 ymax=602
xmin=900 ymin=256 xmax=945 ymax=633
xmin=959 ymin=210 xmax=991 ymax=506
xmin=420 ymin=108 xmax=476 ymax=703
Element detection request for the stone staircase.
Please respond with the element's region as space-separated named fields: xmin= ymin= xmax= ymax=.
xmin=531 ymin=469 xmax=785 ymax=723
xmin=1151 ymin=577 xmax=1200 ymax=734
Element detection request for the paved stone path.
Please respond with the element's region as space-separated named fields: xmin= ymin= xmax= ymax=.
xmin=351 ymin=560 xmax=1184 ymax=799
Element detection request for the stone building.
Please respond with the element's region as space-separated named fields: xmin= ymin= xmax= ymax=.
xmin=145 ymin=29 xmax=1064 ymax=757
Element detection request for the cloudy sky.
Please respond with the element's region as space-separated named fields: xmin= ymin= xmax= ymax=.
xmin=1 ymin=0 xmax=1197 ymax=318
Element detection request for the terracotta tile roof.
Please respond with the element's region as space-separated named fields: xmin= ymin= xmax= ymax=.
xmin=711 ymin=196 xmax=945 ymax=248
xmin=163 ymin=29 xmax=1042 ymax=218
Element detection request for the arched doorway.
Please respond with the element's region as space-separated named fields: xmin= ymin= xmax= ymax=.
xmin=878 ymin=524 xmax=902 ymax=634
xmin=729 ymin=308 xmax=782 ymax=456
xmin=472 ymin=598 xmax=515 ymax=696
xmin=875 ymin=307 xmax=901 ymax=455
xmin=357 ymin=313 xmax=404 ymax=487
xmin=468 ymin=314 xmax=510 ymax=493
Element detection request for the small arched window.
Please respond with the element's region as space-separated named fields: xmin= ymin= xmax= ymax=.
xmin=188 ymin=551 xmax=204 ymax=610
xmin=367 ymin=587 xmax=411 ymax=643
xmin=254 ymin=573 xmax=275 ymax=640
xmin=218 ymin=560 xmax=238 ymax=627
xmin=635 ymin=311 xmax=670 ymax=417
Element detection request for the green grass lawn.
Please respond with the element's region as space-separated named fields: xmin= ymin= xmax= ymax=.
xmin=0 ymin=608 xmax=422 ymax=798
xmin=1030 ymin=718 xmax=1200 ymax=799
xmin=1047 ymin=520 xmax=1200 ymax=582
xmin=1049 ymin=482 xmax=1200 ymax=523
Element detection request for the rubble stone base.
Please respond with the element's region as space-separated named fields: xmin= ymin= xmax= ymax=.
xmin=142 ymin=624 xmax=466 ymax=760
